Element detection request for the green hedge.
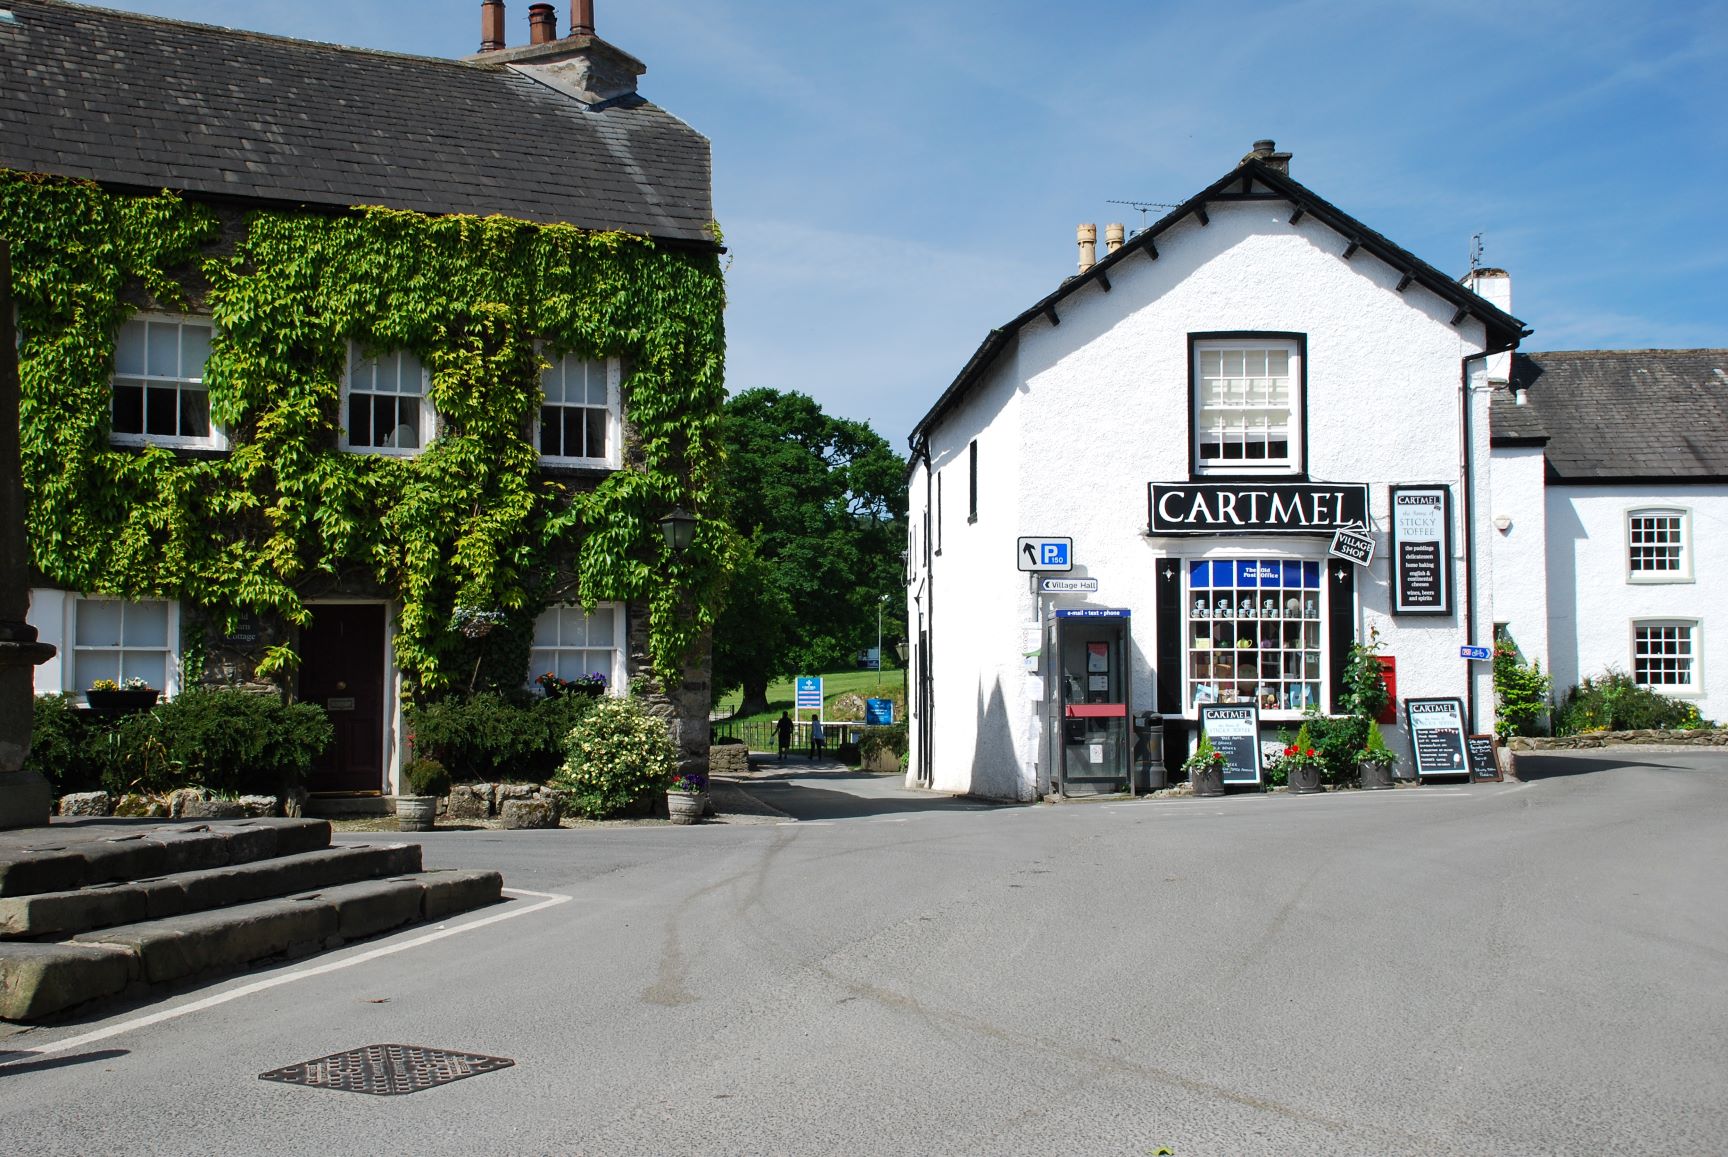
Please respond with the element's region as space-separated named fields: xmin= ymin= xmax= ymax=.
xmin=26 ymin=690 xmax=331 ymax=798
xmin=405 ymin=691 xmax=598 ymax=783
xmin=1552 ymin=672 xmax=1711 ymax=735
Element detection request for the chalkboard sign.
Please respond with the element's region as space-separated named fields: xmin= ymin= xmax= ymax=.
xmin=1199 ymin=703 xmax=1261 ymax=786
xmin=1390 ymin=486 xmax=1453 ymax=616
xmin=1466 ymin=734 xmax=1503 ymax=782
xmin=1404 ymin=696 xmax=1468 ymax=777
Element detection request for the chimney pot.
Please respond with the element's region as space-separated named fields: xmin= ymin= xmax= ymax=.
xmin=1077 ymin=224 xmax=1097 ymax=274
xmin=1105 ymin=223 xmax=1125 ymax=255
xmin=528 ymin=2 xmax=557 ymax=44
xmin=479 ymin=0 xmax=506 ymax=52
xmin=1241 ymin=138 xmax=1293 ymax=175
xmin=571 ymin=0 xmax=595 ymax=35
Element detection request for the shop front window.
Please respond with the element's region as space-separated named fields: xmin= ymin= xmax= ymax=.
xmin=1187 ymin=559 xmax=1321 ymax=712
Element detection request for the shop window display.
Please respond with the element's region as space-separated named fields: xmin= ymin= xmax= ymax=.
xmin=1187 ymin=559 xmax=1321 ymax=711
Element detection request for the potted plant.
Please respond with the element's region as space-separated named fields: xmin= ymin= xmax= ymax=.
xmin=1183 ymin=731 xmax=1227 ymax=798
xmin=1355 ymin=721 xmax=1397 ymax=790
xmin=666 ymin=767 xmax=708 ymax=825
xmin=396 ymin=757 xmax=450 ymax=832
xmin=536 ymin=671 xmax=608 ymax=700
xmin=85 ymin=676 xmax=160 ymax=715
xmin=1276 ymin=721 xmax=1326 ymax=794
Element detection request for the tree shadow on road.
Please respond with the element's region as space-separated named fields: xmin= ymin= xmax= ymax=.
xmin=739 ymin=769 xmax=1020 ymax=821
xmin=1514 ymin=751 xmax=1690 ymax=781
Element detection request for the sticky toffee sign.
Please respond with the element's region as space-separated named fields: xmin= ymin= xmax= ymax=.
xmin=1390 ymin=485 xmax=1452 ymax=615
xmin=1149 ymin=482 xmax=1369 ymax=536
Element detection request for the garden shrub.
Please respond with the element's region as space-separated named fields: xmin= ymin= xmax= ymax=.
xmin=23 ymin=694 xmax=103 ymax=793
xmin=551 ymin=696 xmax=676 ymax=819
xmin=402 ymin=757 xmax=451 ymax=798
xmin=149 ymin=690 xmax=332 ymax=797
xmin=1552 ymin=671 xmax=1710 ymax=735
xmin=407 ymin=691 xmax=598 ymax=783
xmin=858 ymin=723 xmax=908 ymax=764
xmin=1493 ymin=635 xmax=1553 ymax=739
xmin=1294 ymin=712 xmax=1368 ymax=787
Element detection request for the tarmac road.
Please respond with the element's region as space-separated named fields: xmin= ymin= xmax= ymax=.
xmin=0 ymin=749 xmax=1722 ymax=1156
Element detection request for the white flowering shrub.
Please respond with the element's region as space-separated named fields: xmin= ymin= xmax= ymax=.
xmin=551 ymin=697 xmax=677 ymax=818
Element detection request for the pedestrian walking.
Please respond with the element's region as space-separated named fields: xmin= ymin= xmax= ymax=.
xmin=775 ymin=710 xmax=793 ymax=762
xmin=809 ymin=714 xmax=825 ymax=761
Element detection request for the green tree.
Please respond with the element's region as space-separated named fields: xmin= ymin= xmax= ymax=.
xmin=715 ymin=389 xmax=905 ymax=715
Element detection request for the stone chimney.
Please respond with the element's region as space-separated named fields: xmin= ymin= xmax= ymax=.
xmin=478 ymin=0 xmax=505 ymax=52
xmin=1104 ymin=223 xmax=1125 ymax=256
xmin=1240 ymin=138 xmax=1292 ymax=174
xmin=528 ymin=2 xmax=557 ymax=44
xmin=1077 ymin=224 xmax=1097 ymax=274
xmin=463 ymin=0 xmax=644 ymax=106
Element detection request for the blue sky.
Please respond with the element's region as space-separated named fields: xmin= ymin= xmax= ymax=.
xmin=94 ymin=0 xmax=1728 ymax=448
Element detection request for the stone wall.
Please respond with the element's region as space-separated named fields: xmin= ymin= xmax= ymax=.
xmin=1509 ymin=729 xmax=1728 ymax=751
xmin=708 ymin=741 xmax=749 ymax=776
xmin=627 ymin=614 xmax=711 ymax=777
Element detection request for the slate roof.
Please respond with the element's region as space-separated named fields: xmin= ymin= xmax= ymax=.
xmin=1493 ymin=350 xmax=1728 ymax=482
xmin=908 ymin=157 xmax=1529 ymax=448
xmin=0 ymin=0 xmax=713 ymax=243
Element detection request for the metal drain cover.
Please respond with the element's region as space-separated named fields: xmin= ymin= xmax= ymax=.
xmin=259 ymin=1044 xmax=514 ymax=1096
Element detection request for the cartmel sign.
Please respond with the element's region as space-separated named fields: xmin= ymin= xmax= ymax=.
xmin=1149 ymin=482 xmax=1369 ymax=536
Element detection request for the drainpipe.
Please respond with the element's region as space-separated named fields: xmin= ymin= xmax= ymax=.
xmin=1460 ymin=351 xmax=1484 ymax=733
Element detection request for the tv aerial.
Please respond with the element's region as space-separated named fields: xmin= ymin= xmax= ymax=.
xmin=1106 ymin=199 xmax=1181 ymax=236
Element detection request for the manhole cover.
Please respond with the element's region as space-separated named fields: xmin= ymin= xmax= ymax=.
xmin=259 ymin=1044 xmax=514 ymax=1096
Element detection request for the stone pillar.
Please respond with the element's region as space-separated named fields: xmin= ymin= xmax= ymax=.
xmin=626 ymin=608 xmax=710 ymax=777
xmin=0 ymin=241 xmax=55 ymax=827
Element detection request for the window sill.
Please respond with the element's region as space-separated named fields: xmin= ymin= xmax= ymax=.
xmin=1626 ymin=574 xmax=1694 ymax=585
xmin=111 ymin=434 xmax=229 ymax=453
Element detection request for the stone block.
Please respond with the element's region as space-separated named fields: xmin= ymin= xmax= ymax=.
xmin=56 ymin=792 xmax=112 ymax=817
xmin=0 ymin=883 xmax=147 ymax=939
xmin=444 ymin=784 xmax=492 ymax=821
xmin=500 ymin=798 xmax=558 ymax=829
xmin=166 ymin=788 xmax=205 ymax=819
xmin=320 ymin=879 xmax=424 ymax=941
xmin=237 ymin=795 xmax=279 ymax=818
xmin=412 ymin=869 xmax=504 ymax=921
xmin=708 ymin=743 xmax=749 ymax=776
xmin=495 ymin=783 xmax=537 ymax=802
xmin=273 ymin=819 xmax=334 ymax=857
xmin=76 ymin=898 xmax=340 ymax=984
xmin=181 ymin=798 xmax=249 ymax=820
xmin=113 ymin=793 xmax=170 ymax=818
xmin=0 ymin=941 xmax=138 ymax=1022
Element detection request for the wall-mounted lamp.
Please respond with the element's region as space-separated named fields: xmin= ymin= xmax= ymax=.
xmin=894 ymin=638 xmax=909 ymax=665
xmin=659 ymin=506 xmax=697 ymax=553
xmin=1493 ymin=515 xmax=1513 ymax=533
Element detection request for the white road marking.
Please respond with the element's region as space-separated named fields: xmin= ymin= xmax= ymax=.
xmin=0 ymin=886 xmax=572 ymax=1065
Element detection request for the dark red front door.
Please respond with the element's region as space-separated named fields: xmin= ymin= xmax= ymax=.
xmin=299 ymin=604 xmax=386 ymax=793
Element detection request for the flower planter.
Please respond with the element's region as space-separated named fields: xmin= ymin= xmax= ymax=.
xmin=1358 ymin=758 xmax=1394 ymax=790
xmin=666 ymin=791 xmax=707 ymax=825
xmin=1287 ymin=763 xmax=1323 ymax=794
xmin=395 ymin=795 xmax=437 ymax=832
xmin=85 ymin=688 xmax=160 ymax=715
xmin=1190 ymin=766 xmax=1225 ymax=798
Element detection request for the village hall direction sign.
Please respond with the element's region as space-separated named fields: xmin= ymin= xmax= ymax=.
xmin=1147 ymin=481 xmax=1370 ymax=536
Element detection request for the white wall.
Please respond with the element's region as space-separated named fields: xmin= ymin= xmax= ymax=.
xmin=1488 ymin=445 xmax=1550 ymax=667
xmin=911 ymin=199 xmax=1496 ymax=798
xmin=1547 ymin=485 xmax=1728 ymax=720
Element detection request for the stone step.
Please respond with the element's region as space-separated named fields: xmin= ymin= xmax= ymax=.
xmin=0 ymin=844 xmax=423 ymax=940
xmin=0 ymin=869 xmax=503 ymax=1022
xmin=0 ymin=819 xmax=333 ymax=899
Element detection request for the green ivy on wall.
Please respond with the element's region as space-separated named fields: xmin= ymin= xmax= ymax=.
xmin=2 ymin=171 xmax=729 ymax=691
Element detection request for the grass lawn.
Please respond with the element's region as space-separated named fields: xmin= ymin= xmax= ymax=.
xmin=715 ymin=667 xmax=907 ymax=725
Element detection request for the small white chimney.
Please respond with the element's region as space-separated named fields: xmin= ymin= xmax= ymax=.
xmin=1104 ymin=223 xmax=1125 ymax=255
xmin=1077 ymin=223 xmax=1097 ymax=274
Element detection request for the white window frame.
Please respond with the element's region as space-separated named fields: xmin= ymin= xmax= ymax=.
xmin=527 ymin=602 xmax=626 ymax=693
xmin=109 ymin=314 xmax=227 ymax=451
xmin=341 ymin=343 xmax=434 ymax=456
xmin=1626 ymin=507 xmax=1692 ymax=583
xmin=67 ymin=596 xmax=181 ymax=702
xmin=1631 ymin=619 xmax=1700 ymax=695
xmin=1191 ymin=336 xmax=1303 ymax=476
xmin=534 ymin=353 xmax=621 ymax=469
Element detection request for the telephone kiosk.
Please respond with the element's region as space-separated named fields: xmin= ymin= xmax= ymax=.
xmin=1049 ymin=608 xmax=1131 ymax=794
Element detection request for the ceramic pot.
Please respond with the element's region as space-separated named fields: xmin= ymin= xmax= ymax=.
xmin=1358 ymin=759 xmax=1394 ymax=790
xmin=1288 ymin=763 xmax=1323 ymax=794
xmin=667 ymin=791 xmax=707 ymax=824
xmin=395 ymin=796 xmax=436 ymax=832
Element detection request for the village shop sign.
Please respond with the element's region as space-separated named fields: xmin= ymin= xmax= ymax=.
xmin=1147 ymin=482 xmax=1370 ymax=536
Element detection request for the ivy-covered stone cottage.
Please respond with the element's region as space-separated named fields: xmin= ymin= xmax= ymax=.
xmin=2 ymin=0 xmax=726 ymax=797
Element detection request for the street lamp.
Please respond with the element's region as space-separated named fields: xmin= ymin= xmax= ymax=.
xmin=658 ymin=506 xmax=697 ymax=553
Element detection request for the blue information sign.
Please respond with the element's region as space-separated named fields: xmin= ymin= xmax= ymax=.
xmin=794 ymin=676 xmax=824 ymax=712
xmin=1459 ymin=646 xmax=1492 ymax=661
xmin=864 ymin=698 xmax=894 ymax=726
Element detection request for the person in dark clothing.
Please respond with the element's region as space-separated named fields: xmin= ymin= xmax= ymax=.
xmin=776 ymin=711 xmax=793 ymax=762
xmin=809 ymin=713 xmax=825 ymax=760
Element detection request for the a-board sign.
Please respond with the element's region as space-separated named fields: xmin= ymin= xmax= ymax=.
xmin=1405 ymin=696 xmax=1468 ymax=776
xmin=1199 ymin=703 xmax=1261 ymax=786
xmin=1390 ymin=485 xmax=1453 ymax=615
xmin=1466 ymin=734 xmax=1503 ymax=782
xmin=794 ymin=676 xmax=824 ymax=712
xmin=1328 ymin=528 xmax=1376 ymax=566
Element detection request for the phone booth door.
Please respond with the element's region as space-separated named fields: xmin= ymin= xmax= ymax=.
xmin=1051 ymin=609 xmax=1131 ymax=794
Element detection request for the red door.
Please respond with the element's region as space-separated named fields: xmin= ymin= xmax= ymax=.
xmin=299 ymin=604 xmax=387 ymax=793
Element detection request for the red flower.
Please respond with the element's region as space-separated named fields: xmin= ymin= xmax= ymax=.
xmin=1284 ymin=745 xmax=1297 ymax=756
xmin=1305 ymin=748 xmax=1315 ymax=758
